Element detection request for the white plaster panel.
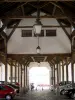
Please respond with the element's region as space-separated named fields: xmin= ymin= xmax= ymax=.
xmin=7 ymin=19 xmax=71 ymax=54
xmin=19 ymin=18 xmax=59 ymax=26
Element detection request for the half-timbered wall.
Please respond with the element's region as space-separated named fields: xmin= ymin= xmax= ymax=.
xmin=7 ymin=18 xmax=71 ymax=54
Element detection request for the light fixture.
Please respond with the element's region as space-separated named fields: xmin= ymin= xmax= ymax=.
xmin=33 ymin=0 xmax=42 ymax=35
xmin=36 ymin=36 xmax=41 ymax=54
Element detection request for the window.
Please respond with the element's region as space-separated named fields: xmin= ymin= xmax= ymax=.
xmin=34 ymin=30 xmax=44 ymax=37
xmin=46 ymin=30 xmax=56 ymax=36
xmin=22 ymin=30 xmax=32 ymax=37
xmin=0 ymin=86 xmax=5 ymax=90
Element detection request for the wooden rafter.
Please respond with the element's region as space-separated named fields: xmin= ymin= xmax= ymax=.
xmin=0 ymin=20 xmax=10 ymax=37
xmin=7 ymin=20 xmax=21 ymax=42
xmin=21 ymin=5 xmax=25 ymax=16
xmin=2 ymin=2 xmax=28 ymax=18
xmin=57 ymin=19 xmax=71 ymax=43
xmin=52 ymin=5 xmax=56 ymax=16
xmin=50 ymin=2 xmax=75 ymax=28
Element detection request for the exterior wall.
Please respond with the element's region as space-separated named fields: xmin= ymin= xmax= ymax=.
xmin=7 ymin=18 xmax=71 ymax=54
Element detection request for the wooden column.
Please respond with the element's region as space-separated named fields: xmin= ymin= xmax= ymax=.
xmin=62 ymin=60 xmax=64 ymax=82
xmin=51 ymin=67 xmax=53 ymax=85
xmin=53 ymin=64 xmax=55 ymax=88
xmin=56 ymin=57 xmax=59 ymax=93
xmin=57 ymin=63 xmax=59 ymax=87
xmin=15 ymin=61 xmax=17 ymax=83
xmin=71 ymin=61 xmax=74 ymax=86
xmin=18 ymin=63 xmax=19 ymax=83
xmin=24 ymin=65 xmax=25 ymax=87
xmin=21 ymin=64 xmax=22 ymax=87
xmin=4 ymin=38 xmax=7 ymax=83
xmin=10 ymin=60 xmax=13 ymax=83
xmin=59 ymin=63 xmax=61 ymax=82
xmin=66 ymin=58 xmax=68 ymax=82
xmin=26 ymin=66 xmax=27 ymax=86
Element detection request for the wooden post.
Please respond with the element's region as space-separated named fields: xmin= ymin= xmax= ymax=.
xmin=26 ymin=66 xmax=27 ymax=86
xmin=15 ymin=61 xmax=17 ymax=83
xmin=51 ymin=67 xmax=53 ymax=85
xmin=53 ymin=64 xmax=55 ymax=88
xmin=24 ymin=65 xmax=25 ymax=87
xmin=59 ymin=62 xmax=61 ymax=82
xmin=62 ymin=60 xmax=64 ymax=82
xmin=4 ymin=38 xmax=7 ymax=83
xmin=56 ymin=57 xmax=59 ymax=94
xmin=10 ymin=60 xmax=13 ymax=83
xmin=66 ymin=58 xmax=68 ymax=82
xmin=18 ymin=63 xmax=19 ymax=83
xmin=71 ymin=54 xmax=74 ymax=86
xmin=21 ymin=64 xmax=22 ymax=87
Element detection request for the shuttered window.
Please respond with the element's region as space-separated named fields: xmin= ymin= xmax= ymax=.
xmin=46 ymin=30 xmax=56 ymax=36
xmin=22 ymin=30 xmax=32 ymax=37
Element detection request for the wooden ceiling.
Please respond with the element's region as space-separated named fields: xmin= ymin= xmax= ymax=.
xmin=0 ymin=0 xmax=74 ymax=65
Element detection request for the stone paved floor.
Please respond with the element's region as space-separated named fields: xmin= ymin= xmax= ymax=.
xmin=14 ymin=90 xmax=73 ymax=100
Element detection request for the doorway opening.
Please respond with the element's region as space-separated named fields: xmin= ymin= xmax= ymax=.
xmin=29 ymin=62 xmax=51 ymax=90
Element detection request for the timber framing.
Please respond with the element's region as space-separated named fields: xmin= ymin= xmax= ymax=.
xmin=0 ymin=0 xmax=74 ymax=65
xmin=57 ymin=19 xmax=71 ymax=43
xmin=8 ymin=25 xmax=70 ymax=28
xmin=7 ymin=20 xmax=21 ymax=42
xmin=0 ymin=0 xmax=74 ymax=2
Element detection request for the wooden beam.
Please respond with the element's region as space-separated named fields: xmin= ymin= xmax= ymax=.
xmin=0 ymin=15 xmax=68 ymax=19
xmin=7 ymin=20 xmax=20 ymax=42
xmin=8 ymin=25 xmax=70 ymax=29
xmin=50 ymin=2 xmax=75 ymax=28
xmin=8 ymin=54 xmax=71 ymax=57
xmin=52 ymin=5 xmax=56 ymax=16
xmin=57 ymin=19 xmax=71 ymax=43
xmin=43 ymin=56 xmax=47 ymax=62
xmin=28 ymin=3 xmax=37 ymax=8
xmin=40 ymin=2 xmax=50 ymax=8
xmin=1 ymin=31 xmax=7 ymax=39
xmin=21 ymin=5 xmax=25 ymax=16
xmin=31 ymin=56 xmax=35 ymax=62
xmin=0 ymin=20 xmax=10 ymax=37
xmin=0 ymin=0 xmax=74 ymax=2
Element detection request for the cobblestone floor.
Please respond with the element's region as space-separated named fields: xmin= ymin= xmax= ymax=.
xmin=14 ymin=90 xmax=73 ymax=100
